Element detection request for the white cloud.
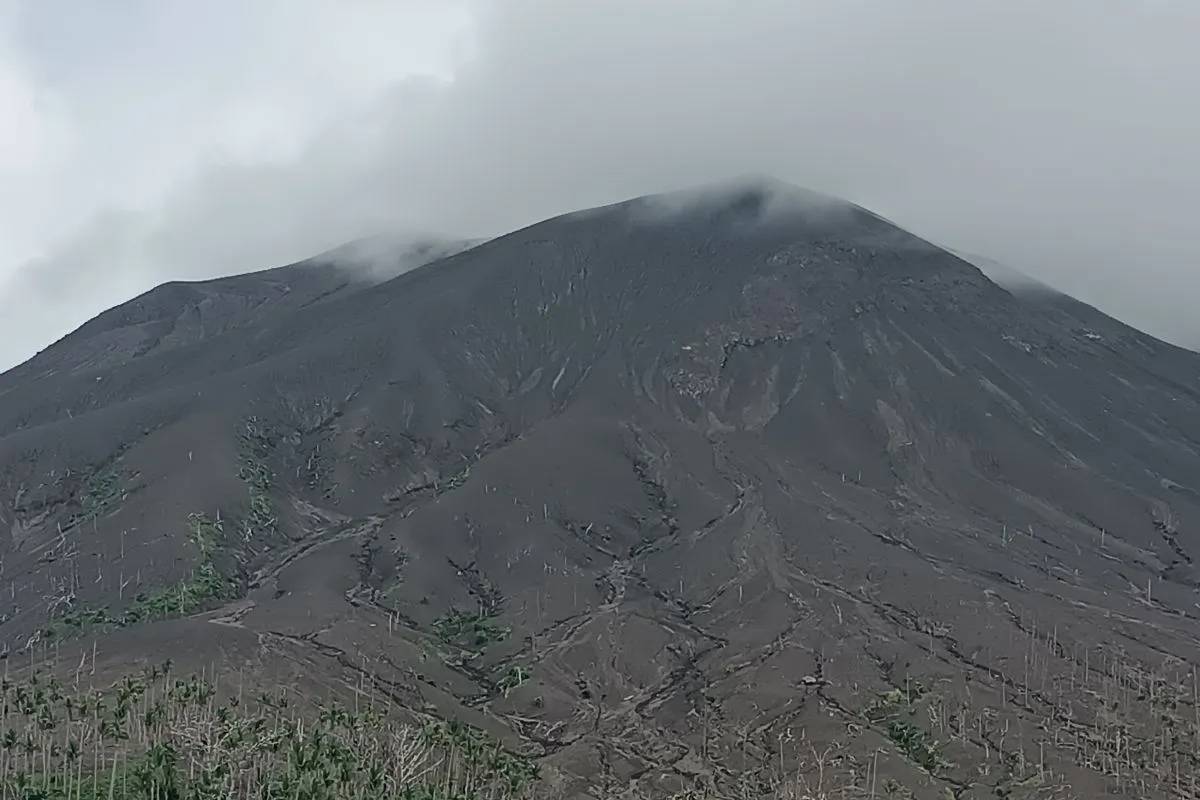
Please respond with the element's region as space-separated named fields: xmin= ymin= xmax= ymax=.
xmin=0 ymin=62 xmax=43 ymax=169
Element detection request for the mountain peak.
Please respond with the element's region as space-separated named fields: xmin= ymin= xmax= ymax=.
xmin=630 ymin=174 xmax=851 ymax=219
xmin=2 ymin=184 xmax=1199 ymax=799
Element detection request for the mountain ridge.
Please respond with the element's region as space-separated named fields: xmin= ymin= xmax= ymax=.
xmin=1 ymin=179 xmax=1199 ymax=798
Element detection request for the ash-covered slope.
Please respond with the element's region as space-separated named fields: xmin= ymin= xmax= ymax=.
xmin=2 ymin=179 xmax=1200 ymax=799
xmin=0 ymin=234 xmax=472 ymax=388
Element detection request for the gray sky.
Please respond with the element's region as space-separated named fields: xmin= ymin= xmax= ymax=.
xmin=2 ymin=0 xmax=1198 ymax=370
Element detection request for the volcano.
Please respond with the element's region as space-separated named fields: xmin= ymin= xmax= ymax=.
xmin=2 ymin=179 xmax=1199 ymax=798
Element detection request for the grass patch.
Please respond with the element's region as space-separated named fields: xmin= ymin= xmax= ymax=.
xmin=863 ymin=680 xmax=928 ymax=723
xmin=434 ymin=609 xmax=509 ymax=653
xmin=45 ymin=513 xmax=235 ymax=640
xmin=862 ymin=679 xmax=947 ymax=774
xmin=236 ymin=415 xmax=279 ymax=543
xmin=886 ymin=719 xmax=947 ymax=773
xmin=62 ymin=463 xmax=131 ymax=531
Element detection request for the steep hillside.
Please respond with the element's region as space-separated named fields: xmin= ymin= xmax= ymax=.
xmin=0 ymin=235 xmax=472 ymax=387
xmin=2 ymin=180 xmax=1199 ymax=799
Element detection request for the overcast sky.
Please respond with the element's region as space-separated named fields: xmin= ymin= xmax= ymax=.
xmin=2 ymin=0 xmax=1198 ymax=370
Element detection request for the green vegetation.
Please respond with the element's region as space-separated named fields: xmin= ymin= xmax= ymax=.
xmin=497 ymin=666 xmax=530 ymax=698
xmin=433 ymin=610 xmax=509 ymax=653
xmin=46 ymin=514 xmax=235 ymax=640
xmin=237 ymin=416 xmax=279 ymax=543
xmin=0 ymin=663 xmax=539 ymax=799
xmin=863 ymin=680 xmax=947 ymax=774
xmin=863 ymin=678 xmax=928 ymax=723
xmin=885 ymin=719 xmax=946 ymax=773
xmin=63 ymin=463 xmax=130 ymax=531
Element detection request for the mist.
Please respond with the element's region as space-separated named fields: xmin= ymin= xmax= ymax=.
xmin=2 ymin=0 xmax=1198 ymax=370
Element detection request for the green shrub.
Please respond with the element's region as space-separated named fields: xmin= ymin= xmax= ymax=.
xmin=0 ymin=665 xmax=539 ymax=799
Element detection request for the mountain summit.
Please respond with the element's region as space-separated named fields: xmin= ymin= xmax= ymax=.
xmin=2 ymin=180 xmax=1199 ymax=797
